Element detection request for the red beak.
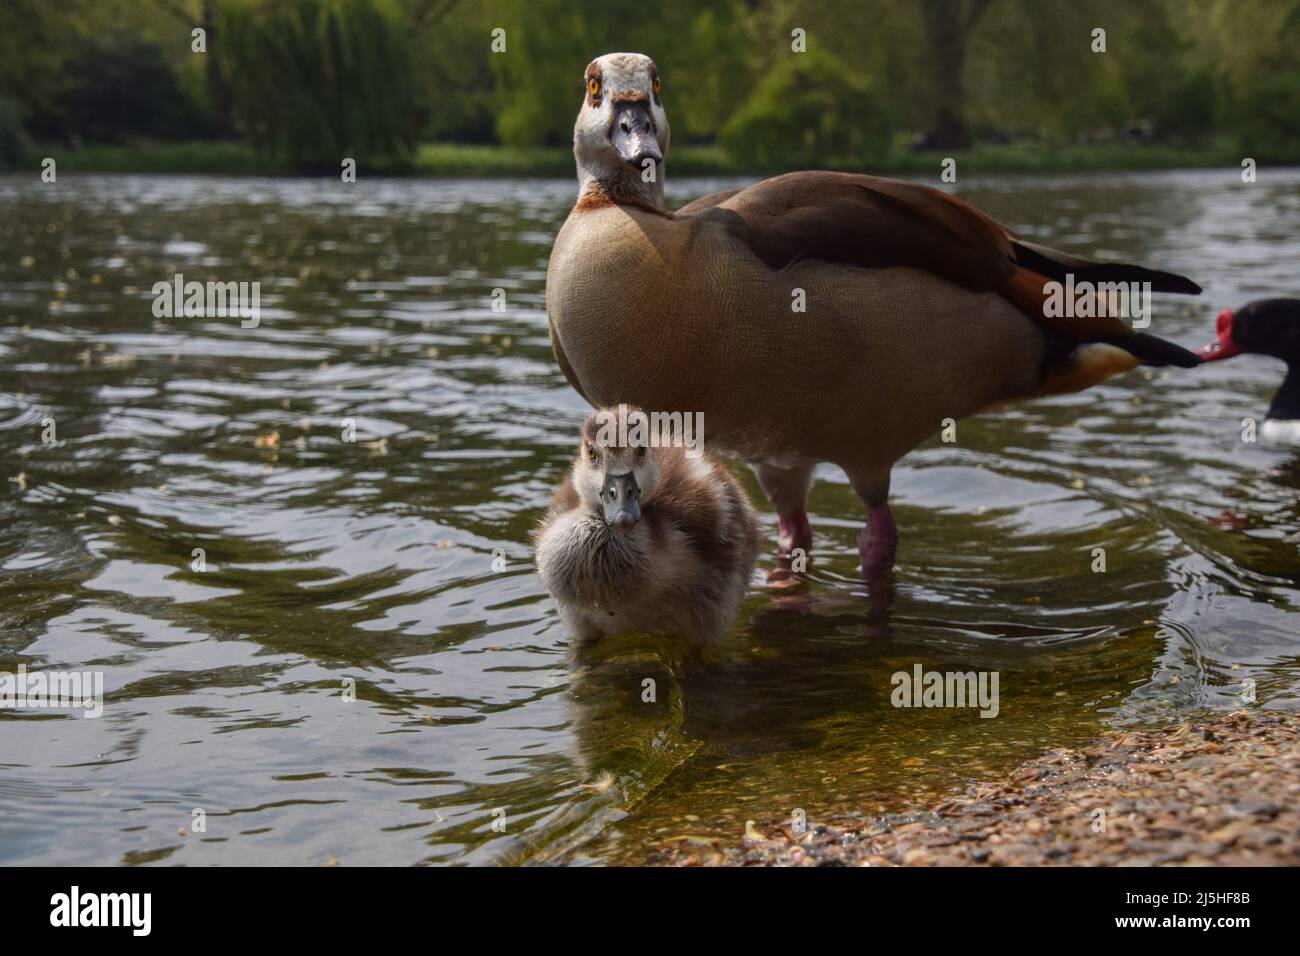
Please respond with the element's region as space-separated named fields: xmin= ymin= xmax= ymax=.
xmin=1196 ymin=309 xmax=1243 ymax=362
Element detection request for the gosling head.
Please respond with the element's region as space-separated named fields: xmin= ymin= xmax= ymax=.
xmin=573 ymin=405 xmax=663 ymax=533
xmin=573 ymin=52 xmax=670 ymax=210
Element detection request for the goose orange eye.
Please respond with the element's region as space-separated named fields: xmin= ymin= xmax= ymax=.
xmin=587 ymin=78 xmax=601 ymax=96
xmin=652 ymin=76 xmax=661 ymax=94
xmin=586 ymin=443 xmax=598 ymax=463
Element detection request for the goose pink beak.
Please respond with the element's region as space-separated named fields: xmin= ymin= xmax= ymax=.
xmin=1196 ymin=309 xmax=1243 ymax=362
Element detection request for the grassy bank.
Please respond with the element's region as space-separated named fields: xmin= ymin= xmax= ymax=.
xmin=29 ymin=141 xmax=272 ymax=175
xmin=416 ymin=141 xmax=1250 ymax=177
xmin=6 ymin=139 xmax=1261 ymax=178
xmin=411 ymin=142 xmax=737 ymax=176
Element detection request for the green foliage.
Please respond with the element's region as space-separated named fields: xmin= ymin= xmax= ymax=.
xmin=2 ymin=0 xmax=1300 ymax=170
xmin=488 ymin=0 xmax=748 ymax=148
xmin=720 ymin=49 xmax=894 ymax=169
xmin=1233 ymin=70 xmax=1300 ymax=162
xmin=419 ymin=14 xmax=498 ymax=142
xmin=1148 ymin=68 xmax=1220 ymax=144
xmin=56 ymin=33 xmax=207 ymax=143
xmin=0 ymin=0 xmax=81 ymax=140
xmin=1118 ymin=13 xmax=1220 ymax=145
xmin=47 ymin=139 xmax=265 ymax=174
xmin=219 ymin=0 xmax=419 ymax=167
xmin=491 ymin=0 xmax=643 ymax=148
xmin=50 ymin=138 xmax=1244 ymax=177
xmin=966 ymin=0 xmax=1234 ymax=146
xmin=0 ymin=96 xmax=33 ymax=170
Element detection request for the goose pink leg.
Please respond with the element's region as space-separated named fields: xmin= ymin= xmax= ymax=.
xmin=849 ymin=472 xmax=897 ymax=578
xmin=858 ymin=503 xmax=898 ymax=575
xmin=756 ymin=461 xmax=815 ymax=557
xmin=777 ymin=510 xmax=812 ymax=556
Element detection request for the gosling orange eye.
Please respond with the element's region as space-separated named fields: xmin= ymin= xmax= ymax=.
xmin=587 ymin=78 xmax=601 ymax=96
xmin=586 ymin=443 xmax=598 ymax=462
xmin=652 ymin=76 xmax=661 ymax=94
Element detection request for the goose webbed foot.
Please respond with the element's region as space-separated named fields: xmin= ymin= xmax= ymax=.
xmin=755 ymin=461 xmax=815 ymax=577
xmin=763 ymin=510 xmax=813 ymax=588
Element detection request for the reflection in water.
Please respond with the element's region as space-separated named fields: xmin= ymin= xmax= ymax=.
xmin=0 ymin=170 xmax=1297 ymax=865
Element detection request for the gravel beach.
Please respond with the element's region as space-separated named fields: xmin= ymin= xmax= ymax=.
xmin=653 ymin=711 xmax=1300 ymax=866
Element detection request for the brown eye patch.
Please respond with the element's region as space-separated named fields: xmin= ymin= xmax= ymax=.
xmin=584 ymin=62 xmax=604 ymax=106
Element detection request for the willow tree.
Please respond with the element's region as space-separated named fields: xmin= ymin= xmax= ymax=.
xmin=220 ymin=0 xmax=418 ymax=168
xmin=720 ymin=48 xmax=895 ymax=168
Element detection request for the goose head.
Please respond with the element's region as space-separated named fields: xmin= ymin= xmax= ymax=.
xmin=574 ymin=405 xmax=663 ymax=533
xmin=573 ymin=53 xmax=670 ymax=209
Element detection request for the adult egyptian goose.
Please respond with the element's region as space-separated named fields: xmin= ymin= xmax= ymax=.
xmin=534 ymin=404 xmax=760 ymax=643
xmin=546 ymin=52 xmax=1203 ymax=576
xmin=1197 ymin=299 xmax=1300 ymax=443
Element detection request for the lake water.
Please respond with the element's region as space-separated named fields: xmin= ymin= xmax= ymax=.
xmin=1 ymin=169 xmax=1297 ymax=865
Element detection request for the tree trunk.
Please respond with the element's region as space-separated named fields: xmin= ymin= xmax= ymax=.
xmin=203 ymin=0 xmax=234 ymax=135
xmin=919 ymin=0 xmax=994 ymax=150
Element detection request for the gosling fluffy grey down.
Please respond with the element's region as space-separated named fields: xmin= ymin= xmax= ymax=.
xmin=534 ymin=406 xmax=761 ymax=644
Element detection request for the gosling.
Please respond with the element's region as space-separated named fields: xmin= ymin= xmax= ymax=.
xmin=534 ymin=405 xmax=760 ymax=644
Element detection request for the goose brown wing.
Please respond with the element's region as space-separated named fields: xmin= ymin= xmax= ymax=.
xmin=689 ymin=171 xmax=1200 ymax=356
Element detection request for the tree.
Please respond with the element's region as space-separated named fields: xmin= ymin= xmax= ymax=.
xmin=219 ymin=0 xmax=420 ymax=167
xmin=917 ymin=0 xmax=995 ymax=149
xmin=490 ymin=0 xmax=705 ymax=148
xmin=153 ymin=0 xmax=234 ymax=134
xmin=721 ymin=48 xmax=895 ymax=168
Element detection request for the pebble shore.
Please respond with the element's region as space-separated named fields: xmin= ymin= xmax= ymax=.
xmin=654 ymin=711 xmax=1300 ymax=866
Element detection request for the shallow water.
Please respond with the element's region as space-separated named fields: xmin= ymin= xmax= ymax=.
xmin=0 ymin=169 xmax=1297 ymax=866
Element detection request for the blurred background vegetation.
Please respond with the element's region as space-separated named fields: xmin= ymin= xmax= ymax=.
xmin=1 ymin=0 xmax=1298 ymax=174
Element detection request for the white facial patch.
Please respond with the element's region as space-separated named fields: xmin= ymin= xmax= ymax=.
xmin=582 ymin=54 xmax=669 ymax=155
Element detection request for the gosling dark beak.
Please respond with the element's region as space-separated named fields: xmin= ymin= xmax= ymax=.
xmin=610 ymin=100 xmax=661 ymax=172
xmin=601 ymin=470 xmax=641 ymax=533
